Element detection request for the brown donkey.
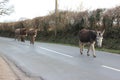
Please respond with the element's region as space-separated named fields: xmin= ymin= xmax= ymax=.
xmin=27 ymin=28 xmax=38 ymax=44
xmin=79 ymin=29 xmax=105 ymax=57
xmin=15 ymin=28 xmax=27 ymax=42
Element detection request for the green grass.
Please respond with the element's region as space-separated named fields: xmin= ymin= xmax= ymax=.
xmin=37 ymin=40 xmax=120 ymax=54
xmin=96 ymin=48 xmax=120 ymax=54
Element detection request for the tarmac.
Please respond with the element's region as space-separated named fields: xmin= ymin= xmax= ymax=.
xmin=0 ymin=54 xmax=42 ymax=80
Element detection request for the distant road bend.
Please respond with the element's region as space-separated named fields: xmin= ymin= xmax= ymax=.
xmin=0 ymin=37 xmax=120 ymax=80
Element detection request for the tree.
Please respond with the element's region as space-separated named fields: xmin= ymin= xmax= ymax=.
xmin=113 ymin=6 xmax=120 ymax=27
xmin=0 ymin=0 xmax=14 ymax=16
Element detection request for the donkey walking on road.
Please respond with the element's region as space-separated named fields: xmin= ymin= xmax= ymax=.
xmin=27 ymin=28 xmax=38 ymax=45
xmin=15 ymin=28 xmax=27 ymax=42
xmin=79 ymin=29 xmax=105 ymax=57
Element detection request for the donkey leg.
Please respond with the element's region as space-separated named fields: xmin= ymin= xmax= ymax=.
xmin=30 ymin=37 xmax=32 ymax=44
xmin=87 ymin=44 xmax=91 ymax=56
xmin=91 ymin=42 xmax=96 ymax=58
xmin=79 ymin=41 xmax=83 ymax=55
xmin=82 ymin=43 xmax=84 ymax=51
xmin=17 ymin=35 xmax=20 ymax=41
xmin=33 ymin=37 xmax=36 ymax=44
xmin=32 ymin=36 xmax=35 ymax=44
xmin=23 ymin=36 xmax=25 ymax=42
xmin=30 ymin=36 xmax=34 ymax=45
xmin=21 ymin=36 xmax=25 ymax=42
xmin=15 ymin=36 xmax=17 ymax=41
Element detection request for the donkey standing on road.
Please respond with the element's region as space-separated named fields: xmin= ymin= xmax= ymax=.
xmin=79 ymin=29 xmax=105 ymax=57
xmin=27 ymin=28 xmax=38 ymax=44
xmin=15 ymin=28 xmax=27 ymax=42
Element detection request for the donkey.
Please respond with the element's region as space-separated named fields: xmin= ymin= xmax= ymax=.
xmin=27 ymin=28 xmax=38 ymax=44
xmin=15 ymin=28 xmax=27 ymax=42
xmin=79 ymin=29 xmax=105 ymax=57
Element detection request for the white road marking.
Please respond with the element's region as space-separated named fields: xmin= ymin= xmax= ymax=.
xmin=39 ymin=47 xmax=73 ymax=58
xmin=102 ymin=65 xmax=120 ymax=72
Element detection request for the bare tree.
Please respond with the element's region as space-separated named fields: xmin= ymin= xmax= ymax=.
xmin=0 ymin=0 xmax=14 ymax=16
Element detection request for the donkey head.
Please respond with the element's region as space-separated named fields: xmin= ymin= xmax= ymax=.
xmin=96 ymin=29 xmax=105 ymax=47
xmin=28 ymin=28 xmax=38 ymax=37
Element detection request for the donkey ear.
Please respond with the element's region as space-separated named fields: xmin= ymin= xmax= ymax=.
xmin=101 ymin=29 xmax=105 ymax=35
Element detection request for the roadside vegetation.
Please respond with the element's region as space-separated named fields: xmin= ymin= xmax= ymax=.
xmin=0 ymin=6 xmax=120 ymax=54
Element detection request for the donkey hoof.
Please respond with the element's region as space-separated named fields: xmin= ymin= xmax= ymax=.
xmin=87 ymin=54 xmax=90 ymax=56
xmin=93 ymin=55 xmax=96 ymax=58
xmin=80 ymin=51 xmax=83 ymax=55
xmin=81 ymin=53 xmax=83 ymax=55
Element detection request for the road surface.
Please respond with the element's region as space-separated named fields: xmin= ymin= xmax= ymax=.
xmin=0 ymin=37 xmax=120 ymax=80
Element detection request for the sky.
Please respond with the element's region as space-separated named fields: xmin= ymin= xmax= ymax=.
xmin=0 ymin=0 xmax=120 ymax=22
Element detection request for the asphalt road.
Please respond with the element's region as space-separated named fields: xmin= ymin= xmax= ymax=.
xmin=0 ymin=37 xmax=120 ymax=80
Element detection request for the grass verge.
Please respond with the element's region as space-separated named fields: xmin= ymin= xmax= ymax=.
xmin=37 ymin=40 xmax=120 ymax=54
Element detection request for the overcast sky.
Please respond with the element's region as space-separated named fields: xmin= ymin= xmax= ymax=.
xmin=0 ymin=0 xmax=120 ymax=22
